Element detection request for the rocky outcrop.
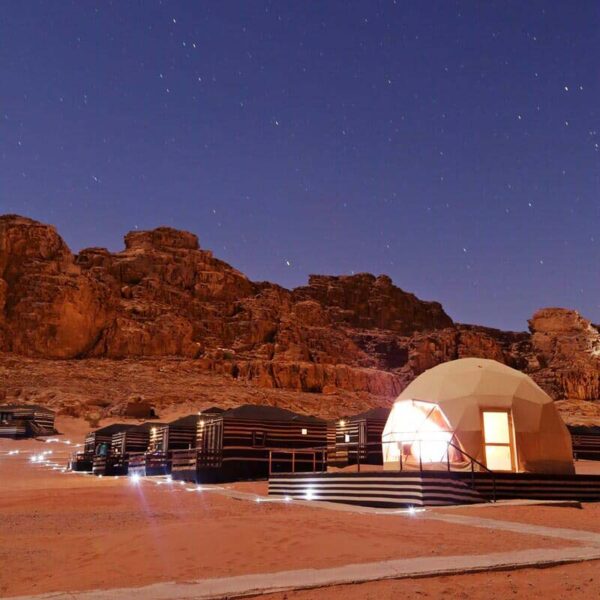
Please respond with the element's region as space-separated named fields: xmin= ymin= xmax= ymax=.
xmin=76 ymin=226 xmax=257 ymax=358
xmin=293 ymin=273 xmax=453 ymax=333
xmin=0 ymin=215 xmax=598 ymax=411
xmin=528 ymin=308 xmax=600 ymax=401
xmin=0 ymin=216 xmax=111 ymax=358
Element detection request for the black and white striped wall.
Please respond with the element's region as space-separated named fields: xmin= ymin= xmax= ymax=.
xmin=269 ymin=471 xmax=600 ymax=508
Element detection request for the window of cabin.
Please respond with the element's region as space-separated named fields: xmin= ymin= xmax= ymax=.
xmin=253 ymin=431 xmax=266 ymax=447
xmin=301 ymin=428 xmax=308 ymax=435
xmin=96 ymin=442 xmax=109 ymax=457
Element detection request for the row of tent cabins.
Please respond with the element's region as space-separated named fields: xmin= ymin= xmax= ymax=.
xmin=68 ymin=404 xmax=600 ymax=480
xmin=0 ymin=404 xmax=56 ymax=439
xmin=70 ymin=405 xmax=393 ymax=480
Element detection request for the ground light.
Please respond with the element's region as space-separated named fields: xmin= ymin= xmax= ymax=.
xmin=129 ymin=473 xmax=141 ymax=485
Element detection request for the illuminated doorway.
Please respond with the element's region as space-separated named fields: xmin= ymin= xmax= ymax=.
xmin=482 ymin=410 xmax=515 ymax=471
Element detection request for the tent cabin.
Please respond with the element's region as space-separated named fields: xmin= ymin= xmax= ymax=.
xmin=95 ymin=422 xmax=165 ymax=476
xmin=129 ymin=414 xmax=205 ymax=476
xmin=333 ymin=407 xmax=390 ymax=467
xmin=382 ymin=358 xmax=574 ymax=475
xmin=70 ymin=424 xmax=136 ymax=472
xmin=568 ymin=425 xmax=600 ymax=460
xmin=0 ymin=404 xmax=56 ymax=439
xmin=172 ymin=404 xmax=329 ymax=483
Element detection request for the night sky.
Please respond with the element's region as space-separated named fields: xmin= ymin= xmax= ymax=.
xmin=2 ymin=2 xmax=599 ymax=331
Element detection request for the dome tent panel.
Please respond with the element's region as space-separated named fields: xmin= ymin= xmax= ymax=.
xmin=382 ymin=399 xmax=464 ymax=469
xmin=514 ymin=376 xmax=554 ymax=405
xmin=511 ymin=397 xmax=545 ymax=431
xmin=516 ymin=403 xmax=573 ymax=473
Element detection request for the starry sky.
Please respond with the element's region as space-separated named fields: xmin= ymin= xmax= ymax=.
xmin=1 ymin=1 xmax=599 ymax=331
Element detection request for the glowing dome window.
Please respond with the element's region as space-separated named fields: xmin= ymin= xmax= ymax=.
xmin=382 ymin=399 xmax=461 ymax=467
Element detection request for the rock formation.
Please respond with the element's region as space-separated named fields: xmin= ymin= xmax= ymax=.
xmin=0 ymin=214 xmax=598 ymax=413
xmin=0 ymin=216 xmax=111 ymax=358
xmin=528 ymin=308 xmax=600 ymax=401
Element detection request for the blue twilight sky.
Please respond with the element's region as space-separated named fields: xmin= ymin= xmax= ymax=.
xmin=1 ymin=1 xmax=599 ymax=331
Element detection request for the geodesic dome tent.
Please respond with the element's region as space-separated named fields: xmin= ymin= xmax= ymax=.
xmin=382 ymin=358 xmax=574 ymax=475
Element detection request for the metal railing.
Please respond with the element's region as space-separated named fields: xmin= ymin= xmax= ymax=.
xmin=268 ymin=447 xmax=328 ymax=475
xmin=446 ymin=440 xmax=497 ymax=502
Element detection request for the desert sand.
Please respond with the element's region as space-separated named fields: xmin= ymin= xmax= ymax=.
xmin=2 ymin=418 xmax=600 ymax=598
xmin=258 ymin=559 xmax=600 ymax=600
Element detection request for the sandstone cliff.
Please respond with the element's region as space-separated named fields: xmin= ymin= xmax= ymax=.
xmin=0 ymin=215 xmax=598 ymax=420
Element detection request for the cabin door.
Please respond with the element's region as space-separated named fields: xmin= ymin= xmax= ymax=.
xmin=482 ymin=410 xmax=515 ymax=472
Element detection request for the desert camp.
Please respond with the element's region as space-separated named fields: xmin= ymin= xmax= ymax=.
xmin=3 ymin=4 xmax=600 ymax=594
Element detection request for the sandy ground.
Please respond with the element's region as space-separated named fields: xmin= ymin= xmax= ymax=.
xmin=2 ymin=419 xmax=600 ymax=599
xmin=0 ymin=436 xmax=583 ymax=598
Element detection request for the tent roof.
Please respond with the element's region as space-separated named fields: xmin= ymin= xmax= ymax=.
xmin=568 ymin=425 xmax=600 ymax=435
xmin=220 ymin=404 xmax=325 ymax=423
xmin=200 ymin=406 xmax=225 ymax=414
xmin=128 ymin=422 xmax=166 ymax=432
xmin=349 ymin=407 xmax=391 ymax=421
xmin=168 ymin=414 xmax=203 ymax=427
xmin=91 ymin=423 xmax=137 ymax=436
xmin=0 ymin=403 xmax=55 ymax=414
